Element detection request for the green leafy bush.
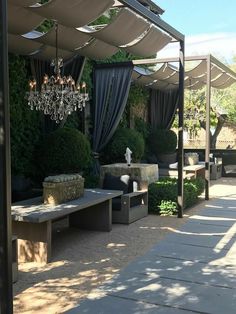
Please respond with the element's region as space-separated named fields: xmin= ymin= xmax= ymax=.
xmin=159 ymin=200 xmax=178 ymax=216
xmin=148 ymin=178 xmax=177 ymax=214
xmin=134 ymin=117 xmax=151 ymax=140
xmin=102 ymin=128 xmax=145 ymax=163
xmin=9 ymin=54 xmax=42 ymax=177
xmin=148 ymin=177 xmax=204 ymax=215
xmin=148 ymin=129 xmax=177 ymax=155
xmin=38 ymin=128 xmax=91 ymax=176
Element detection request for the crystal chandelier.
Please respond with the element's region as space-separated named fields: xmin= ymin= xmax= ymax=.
xmin=27 ymin=23 xmax=89 ymax=123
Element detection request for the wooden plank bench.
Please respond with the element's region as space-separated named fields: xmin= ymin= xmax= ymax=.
xmin=183 ymin=164 xmax=205 ymax=178
xmin=12 ymin=188 xmax=123 ymax=264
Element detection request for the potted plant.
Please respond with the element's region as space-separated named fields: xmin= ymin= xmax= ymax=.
xmin=148 ymin=128 xmax=177 ymax=164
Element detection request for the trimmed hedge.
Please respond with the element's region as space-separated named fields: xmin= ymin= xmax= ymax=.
xmin=148 ymin=129 xmax=177 ymax=155
xmin=9 ymin=54 xmax=41 ymax=176
xmin=102 ymin=128 xmax=145 ymax=163
xmin=38 ymin=127 xmax=91 ymax=176
xmin=148 ymin=177 xmax=204 ymax=215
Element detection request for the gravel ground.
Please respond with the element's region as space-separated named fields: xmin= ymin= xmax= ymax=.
xmin=13 ymin=178 xmax=235 ymax=314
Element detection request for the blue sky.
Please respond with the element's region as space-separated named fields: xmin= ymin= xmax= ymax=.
xmin=155 ymin=0 xmax=236 ymax=62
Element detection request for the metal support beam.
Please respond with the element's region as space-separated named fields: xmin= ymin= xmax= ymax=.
xmin=0 ymin=0 xmax=13 ymax=313
xmin=205 ymin=55 xmax=211 ymax=200
xmin=119 ymin=0 xmax=184 ymax=41
xmin=177 ymin=40 xmax=185 ymax=218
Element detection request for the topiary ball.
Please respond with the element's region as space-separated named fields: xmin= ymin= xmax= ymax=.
xmin=148 ymin=129 xmax=177 ymax=155
xmin=103 ymin=128 xmax=145 ymax=163
xmin=39 ymin=128 xmax=91 ymax=175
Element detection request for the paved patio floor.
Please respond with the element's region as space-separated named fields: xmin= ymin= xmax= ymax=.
xmin=66 ymin=178 xmax=236 ymax=314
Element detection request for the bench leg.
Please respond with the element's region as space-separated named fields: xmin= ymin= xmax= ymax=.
xmin=12 ymin=220 xmax=51 ymax=263
xmin=69 ymin=200 xmax=112 ymax=232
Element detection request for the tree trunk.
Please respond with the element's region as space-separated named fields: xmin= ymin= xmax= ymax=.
xmin=200 ymin=115 xmax=226 ymax=149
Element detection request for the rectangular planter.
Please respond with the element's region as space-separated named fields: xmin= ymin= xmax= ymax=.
xmin=185 ymin=154 xmax=199 ymax=166
xmin=43 ymin=176 xmax=84 ymax=205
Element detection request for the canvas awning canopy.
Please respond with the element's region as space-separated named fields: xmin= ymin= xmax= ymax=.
xmin=132 ymin=55 xmax=236 ymax=90
xmin=132 ymin=54 xmax=236 ymax=202
xmin=7 ymin=0 xmax=174 ymax=60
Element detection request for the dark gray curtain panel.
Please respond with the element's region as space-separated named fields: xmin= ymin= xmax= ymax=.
xmin=150 ymin=88 xmax=179 ymax=129
xmin=30 ymin=54 xmax=85 ymax=87
xmin=92 ymin=63 xmax=133 ymax=172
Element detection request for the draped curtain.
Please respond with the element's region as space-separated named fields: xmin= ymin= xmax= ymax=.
xmin=30 ymin=55 xmax=85 ymax=86
xmin=92 ymin=63 xmax=133 ymax=173
xmin=150 ymin=88 xmax=179 ymax=129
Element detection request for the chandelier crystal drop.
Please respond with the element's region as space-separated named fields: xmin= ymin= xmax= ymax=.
xmin=27 ymin=23 xmax=88 ymax=124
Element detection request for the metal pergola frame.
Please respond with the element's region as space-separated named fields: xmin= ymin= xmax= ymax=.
xmin=0 ymin=1 xmax=13 ymax=313
xmin=133 ymin=54 xmax=236 ymax=201
xmin=0 ymin=1 xmax=185 ymax=312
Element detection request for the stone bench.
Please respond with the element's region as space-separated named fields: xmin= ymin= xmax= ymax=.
xmin=159 ymin=164 xmax=205 ymax=179
xmin=12 ymin=189 xmax=122 ymax=263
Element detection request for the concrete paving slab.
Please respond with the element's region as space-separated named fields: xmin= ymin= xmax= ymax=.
xmin=64 ymin=295 xmax=193 ymax=314
xmin=179 ymin=221 xmax=236 ymax=235
xmin=64 ymin=178 xmax=236 ymax=314
xmin=123 ymin=255 xmax=236 ymax=289
xmin=163 ymin=231 xmax=235 ymax=250
xmin=145 ymin=241 xmax=233 ymax=264
xmin=101 ymin=273 xmax=236 ymax=314
xmin=188 ymin=216 xmax=236 ymax=227
xmin=195 ymin=209 xmax=236 ymax=219
xmin=204 ymin=199 xmax=236 ymax=211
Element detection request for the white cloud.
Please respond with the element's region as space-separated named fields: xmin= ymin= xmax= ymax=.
xmin=158 ymin=32 xmax=236 ymax=63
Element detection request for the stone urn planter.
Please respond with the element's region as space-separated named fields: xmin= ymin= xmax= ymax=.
xmin=43 ymin=174 xmax=84 ymax=205
xmin=148 ymin=129 xmax=177 ymax=165
xmin=185 ymin=153 xmax=199 ymax=165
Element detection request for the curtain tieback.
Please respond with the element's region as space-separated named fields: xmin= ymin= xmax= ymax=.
xmin=92 ymin=152 xmax=100 ymax=159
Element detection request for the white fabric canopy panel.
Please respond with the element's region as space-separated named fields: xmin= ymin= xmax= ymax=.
xmin=30 ymin=0 xmax=115 ymax=28
xmin=185 ymin=60 xmax=206 ymax=78
xmin=188 ymin=81 xmax=205 ymax=90
xmin=132 ymin=68 xmax=175 ymax=90
xmin=151 ymin=80 xmax=174 ymax=90
xmin=211 ymin=73 xmax=235 ymax=88
xmin=80 ymin=8 xmax=150 ymax=46
xmin=7 ymin=0 xmax=175 ymax=60
xmin=136 ymin=75 xmax=155 ymax=86
xmin=150 ymin=63 xmax=177 ymax=80
xmin=8 ymin=34 xmax=42 ymax=55
xmin=9 ymin=0 xmax=38 ymax=6
xmin=165 ymin=72 xmax=179 ymax=84
xmin=124 ymin=26 xmax=172 ymax=57
xmin=35 ymin=24 xmax=91 ymax=51
xmin=33 ymin=45 xmax=75 ymax=60
xmin=131 ymin=71 xmax=142 ymax=81
xmin=8 ymin=4 xmax=44 ymax=35
xmin=210 ymin=65 xmax=224 ymax=80
xmin=215 ymin=77 xmax=236 ymax=89
xmin=184 ymin=76 xmax=202 ymax=88
xmin=75 ymin=39 xmax=118 ymax=60
xmin=132 ymin=57 xmax=236 ymax=91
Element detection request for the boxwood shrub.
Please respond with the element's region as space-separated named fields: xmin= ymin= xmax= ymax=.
xmin=102 ymin=128 xmax=145 ymax=163
xmin=148 ymin=177 xmax=204 ymax=215
xmin=38 ymin=127 xmax=91 ymax=176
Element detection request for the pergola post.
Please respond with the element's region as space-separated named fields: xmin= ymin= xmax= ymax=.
xmin=0 ymin=0 xmax=13 ymax=313
xmin=205 ymin=54 xmax=211 ymax=200
xmin=177 ymin=40 xmax=185 ymax=218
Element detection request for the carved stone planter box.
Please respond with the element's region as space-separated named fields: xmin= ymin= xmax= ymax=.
xmin=100 ymin=163 xmax=159 ymax=190
xmin=43 ymin=174 xmax=84 ymax=205
xmin=185 ymin=153 xmax=199 ymax=166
